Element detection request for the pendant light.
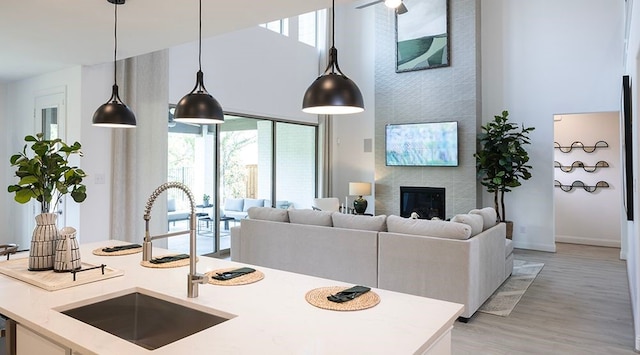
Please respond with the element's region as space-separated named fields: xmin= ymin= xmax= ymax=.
xmin=302 ymin=0 xmax=364 ymax=115
xmin=92 ymin=0 xmax=136 ymax=128
xmin=174 ymin=0 xmax=224 ymax=124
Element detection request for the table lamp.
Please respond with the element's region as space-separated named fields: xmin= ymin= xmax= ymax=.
xmin=349 ymin=182 xmax=372 ymax=214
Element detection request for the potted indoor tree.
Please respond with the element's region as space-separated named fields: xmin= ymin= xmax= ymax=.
xmin=7 ymin=133 xmax=87 ymax=270
xmin=474 ymin=110 xmax=535 ymax=238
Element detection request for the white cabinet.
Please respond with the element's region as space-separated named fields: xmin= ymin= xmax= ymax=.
xmin=16 ymin=324 xmax=70 ymax=355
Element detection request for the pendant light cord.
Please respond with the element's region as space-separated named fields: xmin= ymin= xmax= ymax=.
xmin=331 ymin=0 xmax=335 ymax=48
xmin=113 ymin=1 xmax=118 ymax=85
xmin=198 ymin=0 xmax=202 ymax=71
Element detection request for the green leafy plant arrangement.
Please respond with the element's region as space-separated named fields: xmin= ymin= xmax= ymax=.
xmin=7 ymin=133 xmax=87 ymax=214
xmin=474 ymin=110 xmax=535 ymax=222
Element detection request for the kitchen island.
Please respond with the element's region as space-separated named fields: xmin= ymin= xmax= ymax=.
xmin=0 ymin=241 xmax=463 ymax=354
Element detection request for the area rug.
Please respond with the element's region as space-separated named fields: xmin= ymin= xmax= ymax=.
xmin=478 ymin=259 xmax=544 ymax=316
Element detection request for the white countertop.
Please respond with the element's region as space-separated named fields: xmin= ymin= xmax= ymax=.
xmin=0 ymin=241 xmax=463 ymax=354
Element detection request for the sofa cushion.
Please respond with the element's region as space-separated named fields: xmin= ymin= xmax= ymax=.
xmin=224 ymin=198 xmax=244 ymax=212
xmin=469 ymin=207 xmax=498 ymax=231
xmin=247 ymin=207 xmax=289 ymax=222
xmin=243 ymin=198 xmax=265 ymax=211
xmin=167 ymin=198 xmax=176 ymax=212
xmin=451 ymin=213 xmax=483 ymax=236
xmin=386 ymin=215 xmax=472 ymax=240
xmin=332 ymin=213 xmax=387 ymax=231
xmin=288 ymin=209 xmax=333 ymax=226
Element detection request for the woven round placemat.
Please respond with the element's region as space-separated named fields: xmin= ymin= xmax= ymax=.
xmin=92 ymin=246 xmax=142 ymax=256
xmin=140 ymin=255 xmax=198 ymax=268
xmin=305 ymin=286 xmax=380 ymax=311
xmin=205 ymin=267 xmax=264 ymax=286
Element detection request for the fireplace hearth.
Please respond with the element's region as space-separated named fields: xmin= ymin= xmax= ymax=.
xmin=400 ymin=186 xmax=445 ymax=220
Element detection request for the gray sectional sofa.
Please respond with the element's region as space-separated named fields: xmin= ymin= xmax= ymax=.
xmin=231 ymin=207 xmax=513 ymax=319
xmin=222 ymin=198 xmax=283 ymax=220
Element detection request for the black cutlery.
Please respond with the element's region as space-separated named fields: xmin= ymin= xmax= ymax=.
xmin=102 ymin=244 xmax=142 ymax=253
xmin=327 ymin=285 xmax=371 ymax=303
xmin=212 ymin=267 xmax=256 ymax=280
xmin=149 ymin=254 xmax=190 ymax=264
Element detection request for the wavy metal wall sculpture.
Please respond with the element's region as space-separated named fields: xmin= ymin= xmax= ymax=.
xmin=553 ymin=140 xmax=609 ymax=153
xmin=553 ymin=180 xmax=610 ymax=193
xmin=553 ymin=160 xmax=609 ymax=173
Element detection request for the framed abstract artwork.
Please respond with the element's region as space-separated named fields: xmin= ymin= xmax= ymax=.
xmin=395 ymin=0 xmax=449 ymax=72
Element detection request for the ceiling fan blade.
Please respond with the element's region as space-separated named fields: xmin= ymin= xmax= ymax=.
xmin=356 ymin=0 xmax=384 ymax=9
xmin=396 ymin=3 xmax=408 ymax=14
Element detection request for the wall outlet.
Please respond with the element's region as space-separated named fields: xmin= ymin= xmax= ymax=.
xmin=95 ymin=173 xmax=106 ymax=185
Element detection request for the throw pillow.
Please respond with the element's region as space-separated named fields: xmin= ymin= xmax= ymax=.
xmin=224 ymin=198 xmax=244 ymax=212
xmin=247 ymin=207 xmax=289 ymax=222
xmin=451 ymin=213 xmax=483 ymax=236
xmin=386 ymin=215 xmax=472 ymax=240
xmin=332 ymin=213 xmax=387 ymax=231
xmin=243 ymin=198 xmax=265 ymax=212
xmin=469 ymin=207 xmax=498 ymax=231
xmin=288 ymin=209 xmax=333 ymax=227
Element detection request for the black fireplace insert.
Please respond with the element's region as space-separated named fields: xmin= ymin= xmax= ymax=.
xmin=400 ymin=186 xmax=445 ymax=220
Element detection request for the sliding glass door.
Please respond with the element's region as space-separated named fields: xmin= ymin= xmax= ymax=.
xmin=167 ymin=110 xmax=316 ymax=256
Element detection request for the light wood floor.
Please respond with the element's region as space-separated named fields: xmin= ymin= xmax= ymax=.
xmin=452 ymin=243 xmax=635 ymax=354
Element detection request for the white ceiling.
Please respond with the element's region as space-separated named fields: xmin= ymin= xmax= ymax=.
xmin=0 ymin=0 xmax=359 ymax=83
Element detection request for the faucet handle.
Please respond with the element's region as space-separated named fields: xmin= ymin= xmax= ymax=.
xmin=187 ymin=272 xmax=209 ymax=298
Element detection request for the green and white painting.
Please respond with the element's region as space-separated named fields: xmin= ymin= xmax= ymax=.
xmin=396 ymin=0 xmax=449 ymax=72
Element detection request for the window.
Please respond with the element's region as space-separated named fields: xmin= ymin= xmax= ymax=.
xmin=298 ymin=11 xmax=317 ymax=47
xmin=259 ymin=10 xmax=322 ymax=48
xmin=260 ymin=19 xmax=289 ymax=36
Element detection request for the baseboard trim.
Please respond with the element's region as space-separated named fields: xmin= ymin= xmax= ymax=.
xmin=555 ymin=235 xmax=621 ymax=248
xmin=511 ymin=240 xmax=556 ymax=252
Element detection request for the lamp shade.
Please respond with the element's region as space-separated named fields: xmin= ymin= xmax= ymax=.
xmin=92 ymin=84 xmax=136 ymax=128
xmin=349 ymin=182 xmax=372 ymax=196
xmin=174 ymin=71 xmax=224 ymax=124
xmin=302 ymin=73 xmax=364 ymax=115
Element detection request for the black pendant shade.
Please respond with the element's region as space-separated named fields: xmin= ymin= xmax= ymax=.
xmin=302 ymin=0 xmax=364 ymax=115
xmin=302 ymin=47 xmax=364 ymax=115
xmin=174 ymin=70 xmax=224 ymax=124
xmin=93 ymin=0 xmax=136 ymax=128
xmin=93 ymin=84 xmax=136 ymax=127
xmin=174 ymin=0 xmax=224 ymax=124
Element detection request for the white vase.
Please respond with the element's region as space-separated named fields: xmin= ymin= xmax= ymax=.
xmin=28 ymin=213 xmax=59 ymax=271
xmin=54 ymin=226 xmax=81 ymax=272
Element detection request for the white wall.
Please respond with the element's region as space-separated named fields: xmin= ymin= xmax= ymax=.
xmin=169 ymin=26 xmax=319 ymax=124
xmin=481 ymin=0 xmax=624 ymax=251
xmin=553 ymin=112 xmax=622 ymax=247
xmin=331 ymin=2 xmax=376 ymax=213
xmin=79 ymin=62 xmax=115 ymax=244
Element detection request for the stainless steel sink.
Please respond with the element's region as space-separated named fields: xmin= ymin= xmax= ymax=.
xmin=60 ymin=291 xmax=231 ymax=350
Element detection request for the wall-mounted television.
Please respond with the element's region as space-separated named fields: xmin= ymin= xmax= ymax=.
xmin=385 ymin=121 xmax=458 ymax=166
